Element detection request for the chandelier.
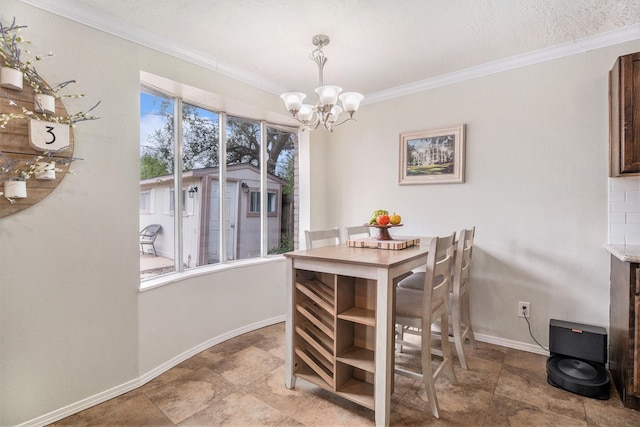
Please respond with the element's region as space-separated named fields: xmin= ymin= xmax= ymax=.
xmin=280 ymin=35 xmax=364 ymax=132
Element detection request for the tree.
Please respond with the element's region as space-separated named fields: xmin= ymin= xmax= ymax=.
xmin=141 ymin=100 xmax=295 ymax=177
xmin=140 ymin=153 xmax=169 ymax=179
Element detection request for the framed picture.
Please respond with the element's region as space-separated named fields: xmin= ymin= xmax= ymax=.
xmin=399 ymin=124 xmax=466 ymax=185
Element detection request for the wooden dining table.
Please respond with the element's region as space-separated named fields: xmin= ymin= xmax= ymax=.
xmin=283 ymin=237 xmax=432 ymax=427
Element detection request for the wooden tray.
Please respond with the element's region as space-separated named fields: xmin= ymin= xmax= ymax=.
xmin=346 ymin=236 xmax=420 ymax=250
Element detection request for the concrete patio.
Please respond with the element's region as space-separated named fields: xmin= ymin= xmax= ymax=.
xmin=140 ymin=253 xmax=174 ymax=279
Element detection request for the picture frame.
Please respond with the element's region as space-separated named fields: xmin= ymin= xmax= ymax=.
xmin=398 ymin=124 xmax=466 ymax=185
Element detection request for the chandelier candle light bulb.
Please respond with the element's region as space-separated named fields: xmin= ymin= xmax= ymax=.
xmin=281 ymin=34 xmax=363 ymax=131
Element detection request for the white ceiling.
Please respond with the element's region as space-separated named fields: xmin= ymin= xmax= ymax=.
xmin=20 ymin=0 xmax=640 ymax=101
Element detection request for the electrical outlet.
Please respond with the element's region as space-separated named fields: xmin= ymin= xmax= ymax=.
xmin=518 ymin=301 xmax=530 ymax=318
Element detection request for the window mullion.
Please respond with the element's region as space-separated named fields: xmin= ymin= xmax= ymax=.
xmin=260 ymin=121 xmax=267 ymax=256
xmin=174 ymin=98 xmax=184 ymax=272
xmin=219 ymin=112 xmax=227 ymax=263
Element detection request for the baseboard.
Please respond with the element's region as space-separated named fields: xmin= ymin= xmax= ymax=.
xmin=474 ymin=332 xmax=550 ymax=356
xmin=17 ymin=315 xmax=286 ymax=427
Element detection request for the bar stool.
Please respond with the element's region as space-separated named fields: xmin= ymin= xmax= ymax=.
xmin=396 ymin=227 xmax=477 ymax=369
xmin=395 ymin=233 xmax=457 ymax=418
xmin=304 ymin=228 xmax=341 ymax=249
xmin=450 ymin=227 xmax=477 ymax=368
xmin=345 ymin=225 xmax=370 ymax=240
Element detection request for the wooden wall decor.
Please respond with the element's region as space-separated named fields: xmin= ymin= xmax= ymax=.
xmin=0 ymin=77 xmax=75 ymax=218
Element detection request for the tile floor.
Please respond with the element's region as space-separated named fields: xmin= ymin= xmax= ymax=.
xmin=52 ymin=322 xmax=640 ymax=426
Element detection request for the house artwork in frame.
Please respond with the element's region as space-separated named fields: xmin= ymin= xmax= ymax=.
xmin=399 ymin=124 xmax=466 ymax=185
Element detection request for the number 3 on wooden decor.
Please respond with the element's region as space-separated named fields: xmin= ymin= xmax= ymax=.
xmin=28 ymin=119 xmax=70 ymax=152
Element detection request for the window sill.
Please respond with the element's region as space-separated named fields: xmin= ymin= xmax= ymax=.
xmin=139 ymin=255 xmax=285 ymax=292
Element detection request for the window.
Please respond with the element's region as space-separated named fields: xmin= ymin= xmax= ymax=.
xmin=249 ymin=191 xmax=277 ymax=214
xmin=140 ymin=85 xmax=297 ymax=280
xmin=168 ymin=189 xmax=186 ymax=214
xmin=140 ymin=190 xmax=151 ymax=213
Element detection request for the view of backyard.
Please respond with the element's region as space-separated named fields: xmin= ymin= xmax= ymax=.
xmin=139 ymin=89 xmax=297 ymax=279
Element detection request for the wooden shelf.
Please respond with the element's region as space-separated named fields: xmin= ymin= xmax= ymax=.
xmin=337 ymin=346 xmax=375 ymax=373
xmin=296 ymin=365 xmax=334 ymax=392
xmin=295 ymin=324 xmax=333 ymax=361
xmin=295 ymin=345 xmax=333 ymax=387
xmin=296 ymin=367 xmax=375 ymax=411
xmin=296 ymin=300 xmax=334 ymax=337
xmin=295 ymin=279 xmax=334 ymax=313
xmin=337 ymin=307 xmax=375 ymax=326
xmin=293 ymin=270 xmax=376 ymax=410
xmin=336 ymin=378 xmax=375 ymax=410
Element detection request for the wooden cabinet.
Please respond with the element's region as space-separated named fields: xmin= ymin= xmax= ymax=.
xmin=609 ymin=52 xmax=640 ymax=176
xmin=293 ymin=269 xmax=376 ymax=409
xmin=609 ymin=255 xmax=640 ymax=410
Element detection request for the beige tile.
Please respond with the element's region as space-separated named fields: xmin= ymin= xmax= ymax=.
xmin=52 ymin=393 xmax=173 ymax=426
xmin=287 ymin=388 xmax=375 ymax=426
xmin=179 ymin=389 xmax=288 ymax=426
xmin=466 ymin=340 xmax=508 ymax=365
xmin=208 ymin=345 xmax=284 ymax=386
xmin=392 ymin=373 xmax=419 ymax=408
xmin=145 ymin=367 xmax=238 ymax=424
xmin=494 ymin=363 xmax=586 ymax=420
xmin=450 ymin=353 xmax=503 ymax=393
xmin=176 ymin=347 xmax=226 ymax=370
xmin=140 ymin=366 xmax=195 ymax=393
xmin=583 ymin=387 xmax=640 ymax=426
xmin=273 ymin=416 xmax=307 ymax=426
xmin=502 ymin=347 xmax=547 ymax=373
xmin=399 ymin=376 xmax=493 ymax=424
xmin=390 ymin=402 xmax=450 ymax=426
xmin=485 ymin=394 xmax=587 ymax=426
xmin=206 ymin=327 xmax=280 ymax=358
xmin=245 ymin=364 xmax=322 ymax=416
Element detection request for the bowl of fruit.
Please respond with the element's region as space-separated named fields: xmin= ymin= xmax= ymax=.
xmin=365 ymin=209 xmax=402 ymax=240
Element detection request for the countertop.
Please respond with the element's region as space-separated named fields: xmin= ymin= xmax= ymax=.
xmin=605 ymin=245 xmax=640 ymax=263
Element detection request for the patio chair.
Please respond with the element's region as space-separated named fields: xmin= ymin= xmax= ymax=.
xmin=139 ymin=224 xmax=161 ymax=256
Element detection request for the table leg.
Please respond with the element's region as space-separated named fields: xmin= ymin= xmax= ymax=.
xmin=284 ymin=257 xmax=296 ymax=389
xmin=375 ymin=269 xmax=394 ymax=426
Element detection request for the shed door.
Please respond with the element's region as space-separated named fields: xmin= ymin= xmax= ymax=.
xmin=208 ymin=180 xmax=237 ymax=262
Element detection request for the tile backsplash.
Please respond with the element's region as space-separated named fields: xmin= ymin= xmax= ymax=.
xmin=609 ymin=176 xmax=640 ymax=245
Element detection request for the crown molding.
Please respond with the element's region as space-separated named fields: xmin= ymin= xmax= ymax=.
xmin=363 ymin=23 xmax=640 ymax=105
xmin=18 ymin=0 xmax=287 ymax=94
xmin=19 ymin=1 xmax=640 ymax=105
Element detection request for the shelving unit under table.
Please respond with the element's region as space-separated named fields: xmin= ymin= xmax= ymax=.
xmin=284 ymin=237 xmax=431 ymax=427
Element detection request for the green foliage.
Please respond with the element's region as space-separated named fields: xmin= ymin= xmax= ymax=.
xmin=406 ymin=163 xmax=454 ymax=176
xmin=268 ymin=235 xmax=294 ymax=254
xmin=281 ymin=150 xmax=295 ymax=195
xmin=140 ymin=153 xmax=169 ymax=179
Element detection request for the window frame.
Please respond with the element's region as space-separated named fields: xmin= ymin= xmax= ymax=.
xmin=140 ymin=190 xmax=151 ymax=214
xmin=139 ymin=82 xmax=298 ymax=286
xmin=247 ymin=189 xmax=278 ymax=217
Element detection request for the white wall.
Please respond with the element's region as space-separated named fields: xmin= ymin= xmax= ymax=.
xmin=0 ymin=2 xmax=287 ymax=425
xmin=325 ymin=40 xmax=640 ymax=347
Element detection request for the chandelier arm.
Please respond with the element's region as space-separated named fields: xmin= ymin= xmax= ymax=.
xmin=291 ymin=115 xmax=320 ymax=131
xmin=328 ymin=116 xmax=356 ymax=128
